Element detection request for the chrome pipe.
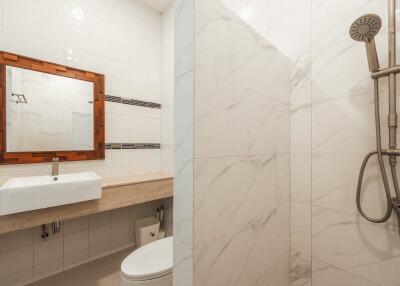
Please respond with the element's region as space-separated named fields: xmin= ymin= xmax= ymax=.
xmin=371 ymin=65 xmax=400 ymax=79
xmin=388 ymin=0 xmax=397 ymax=149
xmin=356 ymin=79 xmax=393 ymax=223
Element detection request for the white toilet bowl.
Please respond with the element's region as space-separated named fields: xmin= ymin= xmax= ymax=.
xmin=120 ymin=237 xmax=173 ymax=286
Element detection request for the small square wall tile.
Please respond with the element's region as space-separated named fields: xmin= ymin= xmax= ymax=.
xmin=0 ymin=245 xmax=33 ymax=277
xmin=0 ymin=228 xmax=34 ymax=253
xmin=0 ymin=268 xmax=33 ymax=286
xmin=63 ymin=216 xmax=89 ymax=235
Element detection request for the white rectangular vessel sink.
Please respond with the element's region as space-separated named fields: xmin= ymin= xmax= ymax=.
xmin=0 ymin=172 xmax=102 ymax=216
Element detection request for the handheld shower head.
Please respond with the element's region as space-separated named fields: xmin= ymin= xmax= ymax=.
xmin=350 ymin=14 xmax=382 ymax=72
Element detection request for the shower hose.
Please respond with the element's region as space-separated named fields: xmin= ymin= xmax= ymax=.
xmin=356 ymin=79 xmax=400 ymax=223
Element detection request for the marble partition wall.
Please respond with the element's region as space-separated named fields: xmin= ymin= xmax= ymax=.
xmin=173 ymin=0 xmax=291 ymax=285
xmin=173 ymin=0 xmax=194 ymax=285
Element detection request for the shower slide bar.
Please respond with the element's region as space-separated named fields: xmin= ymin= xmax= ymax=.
xmin=351 ymin=0 xmax=400 ymax=234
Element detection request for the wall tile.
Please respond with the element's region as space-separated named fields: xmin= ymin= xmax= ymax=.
xmin=110 ymin=207 xmax=130 ymax=223
xmin=89 ymin=241 xmax=110 ymax=260
xmin=0 ymin=228 xmax=33 ymax=254
xmin=34 ymin=258 xmax=63 ymax=281
xmin=64 ymin=230 xmax=89 ymax=269
xmin=110 ymin=219 xmax=130 ymax=242
xmin=0 ymin=245 xmax=33 ymax=278
xmin=34 ymin=237 xmax=63 ymax=266
xmin=89 ymin=211 xmax=110 ymax=228
xmin=89 ymin=224 xmax=110 ymax=247
xmin=63 ymin=216 xmax=88 ymax=235
xmin=0 ymin=268 xmax=33 ymax=286
xmin=0 ymin=0 xmax=168 ymax=185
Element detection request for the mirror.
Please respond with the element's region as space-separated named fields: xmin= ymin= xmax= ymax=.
xmin=6 ymin=66 xmax=94 ymax=152
xmin=0 ymin=52 xmax=105 ymax=164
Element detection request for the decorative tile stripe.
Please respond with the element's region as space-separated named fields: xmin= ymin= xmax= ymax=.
xmin=105 ymin=143 xmax=161 ymax=150
xmin=105 ymin=95 xmax=161 ymax=109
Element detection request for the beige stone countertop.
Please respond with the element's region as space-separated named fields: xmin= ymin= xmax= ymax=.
xmin=0 ymin=172 xmax=174 ymax=234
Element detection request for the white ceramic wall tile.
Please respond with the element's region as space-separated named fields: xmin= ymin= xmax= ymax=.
xmin=0 ymin=268 xmax=33 ymax=286
xmin=0 ymin=228 xmax=33 ymax=254
xmin=63 ymin=216 xmax=88 ymax=236
xmin=160 ymin=1 xmax=174 ymax=174
xmin=0 ymin=0 xmax=169 ymax=186
xmin=64 ymin=230 xmax=89 ymax=269
xmin=89 ymin=211 xmax=110 ymax=228
xmin=110 ymin=207 xmax=130 ymax=223
xmin=34 ymin=237 xmax=63 ymax=266
xmin=0 ymin=245 xmax=33 ymax=278
xmin=0 ymin=198 xmax=172 ymax=285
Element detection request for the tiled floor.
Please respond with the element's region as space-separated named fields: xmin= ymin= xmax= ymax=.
xmin=29 ymin=248 xmax=133 ymax=286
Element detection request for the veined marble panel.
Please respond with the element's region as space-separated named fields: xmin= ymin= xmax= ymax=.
xmin=173 ymin=159 xmax=194 ymax=286
xmin=189 ymin=1 xmax=291 ymax=286
xmin=195 ymin=0 xmax=291 ymax=106
xmin=193 ymin=154 xmax=286 ymax=286
xmin=312 ymin=153 xmax=393 ymax=217
xmin=312 ymin=206 xmax=400 ymax=285
xmin=312 ymin=258 xmax=379 ymax=286
xmin=311 ymin=0 xmax=393 ymax=103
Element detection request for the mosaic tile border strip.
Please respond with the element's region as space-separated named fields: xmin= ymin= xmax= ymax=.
xmin=105 ymin=143 xmax=161 ymax=150
xmin=105 ymin=95 xmax=161 ymax=109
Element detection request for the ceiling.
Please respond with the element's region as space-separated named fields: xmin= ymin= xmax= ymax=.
xmin=139 ymin=0 xmax=174 ymax=13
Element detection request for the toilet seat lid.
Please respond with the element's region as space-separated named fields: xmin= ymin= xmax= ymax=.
xmin=121 ymin=237 xmax=173 ymax=281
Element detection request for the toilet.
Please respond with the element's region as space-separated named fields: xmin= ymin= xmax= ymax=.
xmin=120 ymin=237 xmax=173 ymax=286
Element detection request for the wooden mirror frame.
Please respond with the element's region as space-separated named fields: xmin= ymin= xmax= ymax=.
xmin=0 ymin=52 xmax=105 ymax=164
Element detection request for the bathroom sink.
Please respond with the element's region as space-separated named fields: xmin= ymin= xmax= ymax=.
xmin=0 ymin=172 xmax=102 ymax=215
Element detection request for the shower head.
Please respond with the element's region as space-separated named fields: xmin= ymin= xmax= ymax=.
xmin=350 ymin=14 xmax=382 ymax=41
xmin=349 ymin=14 xmax=382 ymax=72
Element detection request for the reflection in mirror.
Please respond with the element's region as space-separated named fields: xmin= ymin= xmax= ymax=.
xmin=6 ymin=66 xmax=94 ymax=152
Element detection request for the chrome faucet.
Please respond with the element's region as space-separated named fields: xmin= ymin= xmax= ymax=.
xmin=52 ymin=158 xmax=59 ymax=177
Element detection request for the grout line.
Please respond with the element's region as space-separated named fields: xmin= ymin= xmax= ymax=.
xmin=32 ymin=229 xmax=35 ymax=282
xmin=62 ymin=222 xmax=65 ymax=272
xmin=310 ymin=0 xmax=313 ymax=282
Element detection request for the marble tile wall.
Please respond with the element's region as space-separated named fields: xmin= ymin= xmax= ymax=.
xmin=220 ymin=0 xmax=400 ymax=285
xmin=0 ymin=199 xmax=172 ymax=286
xmin=174 ymin=0 xmax=291 ymax=285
